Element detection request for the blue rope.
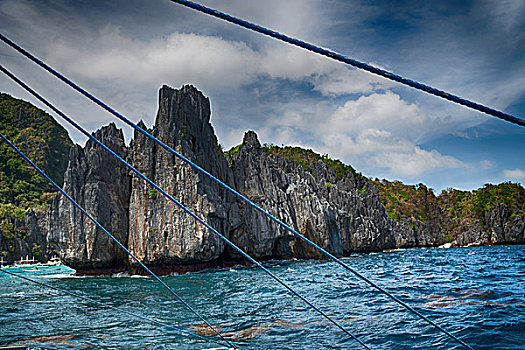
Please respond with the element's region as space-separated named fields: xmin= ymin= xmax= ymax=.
xmin=167 ymin=4 xmax=482 ymax=348
xmin=169 ymin=0 xmax=524 ymax=128
xmin=0 ymin=65 xmax=369 ymax=349
xmin=0 ymin=128 xmax=234 ymax=349
xmin=0 ymin=269 xmax=229 ymax=347
xmin=0 ymin=32 xmax=474 ymax=349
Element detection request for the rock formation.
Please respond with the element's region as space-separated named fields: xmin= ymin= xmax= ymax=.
xmin=228 ymin=130 xmax=400 ymax=259
xmin=127 ymin=85 xmax=237 ymax=267
xmin=453 ymin=203 xmax=525 ymax=246
xmin=47 ymin=124 xmax=130 ymax=270
xmin=38 ymin=85 xmax=524 ymax=272
xmin=0 ymin=209 xmax=48 ymax=264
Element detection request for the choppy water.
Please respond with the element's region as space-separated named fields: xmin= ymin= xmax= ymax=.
xmin=1 ymin=245 xmax=523 ymax=350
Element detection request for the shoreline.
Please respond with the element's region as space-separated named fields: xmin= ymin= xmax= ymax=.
xmin=69 ymin=242 xmax=524 ymax=277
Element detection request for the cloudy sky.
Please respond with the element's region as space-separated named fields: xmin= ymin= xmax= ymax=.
xmin=0 ymin=0 xmax=523 ymax=192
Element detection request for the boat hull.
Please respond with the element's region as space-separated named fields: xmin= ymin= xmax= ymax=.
xmin=1 ymin=265 xmax=76 ymax=276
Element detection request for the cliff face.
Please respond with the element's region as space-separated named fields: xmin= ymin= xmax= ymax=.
xmin=486 ymin=204 xmax=524 ymax=244
xmin=228 ymin=131 xmax=405 ymax=259
xmin=453 ymin=204 xmax=525 ymax=246
xmin=41 ymin=85 xmax=523 ymax=272
xmin=127 ymin=85 xmax=236 ymax=266
xmin=47 ymin=124 xmax=130 ymax=269
xmin=374 ymin=180 xmax=524 ymax=248
xmin=0 ymin=209 xmax=48 ymax=264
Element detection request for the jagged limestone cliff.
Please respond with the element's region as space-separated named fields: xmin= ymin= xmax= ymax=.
xmin=127 ymin=85 xmax=236 ymax=267
xmin=16 ymin=84 xmax=523 ymax=271
xmin=229 ymin=131 xmax=403 ymax=259
xmin=47 ymin=124 xmax=130 ymax=270
xmin=374 ymin=180 xmax=524 ymax=247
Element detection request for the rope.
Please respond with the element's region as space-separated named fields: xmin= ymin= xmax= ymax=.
xmin=169 ymin=0 xmax=524 ymax=128
xmin=0 ymin=32 xmax=474 ymax=349
xmin=0 ymin=65 xmax=369 ymax=349
xmin=168 ymin=4 xmax=483 ymax=348
xmin=0 ymin=128 xmax=234 ymax=349
xmin=0 ymin=269 xmax=230 ymax=347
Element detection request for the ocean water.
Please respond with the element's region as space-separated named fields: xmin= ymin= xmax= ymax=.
xmin=0 ymin=245 xmax=523 ymax=350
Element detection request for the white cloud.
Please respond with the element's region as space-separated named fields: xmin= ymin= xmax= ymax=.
xmin=370 ymin=146 xmax=467 ymax=178
xmin=317 ymin=128 xmax=467 ymax=177
xmin=266 ymin=91 xmax=427 ymax=142
xmin=206 ymin=0 xmax=321 ymax=39
xmin=255 ymin=91 xmax=467 ymax=178
xmin=482 ymin=0 xmax=525 ymax=32
xmin=502 ymin=169 xmax=525 ymax=181
xmin=320 ymin=92 xmax=425 ymax=140
xmin=50 ymin=27 xmax=260 ymax=90
xmin=259 ymin=46 xmax=392 ymax=95
xmin=44 ymin=25 xmax=391 ymax=98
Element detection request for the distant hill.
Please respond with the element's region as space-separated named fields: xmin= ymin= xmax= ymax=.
xmin=0 ymin=93 xmax=73 ymax=209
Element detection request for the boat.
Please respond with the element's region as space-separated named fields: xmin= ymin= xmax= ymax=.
xmin=0 ymin=256 xmax=76 ymax=276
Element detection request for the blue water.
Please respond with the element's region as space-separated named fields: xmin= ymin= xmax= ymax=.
xmin=1 ymin=245 xmax=523 ymax=349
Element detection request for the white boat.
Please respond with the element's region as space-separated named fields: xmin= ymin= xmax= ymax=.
xmin=0 ymin=256 xmax=75 ymax=276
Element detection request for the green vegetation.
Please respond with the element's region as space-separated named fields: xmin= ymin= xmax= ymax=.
xmin=374 ymin=179 xmax=525 ymax=237
xmin=225 ymin=144 xmax=241 ymax=165
xmin=0 ymin=93 xmax=72 ymax=210
xmin=0 ymin=93 xmax=72 ymax=246
xmin=0 ymin=93 xmax=72 ymax=259
xmin=148 ymin=189 xmax=159 ymax=199
xmin=31 ymin=243 xmax=42 ymax=256
xmin=261 ymin=144 xmax=363 ymax=181
xmin=372 ymin=179 xmax=436 ymax=223
xmin=473 ymin=183 xmax=524 ymax=217
xmin=439 ymin=182 xmax=524 ymax=228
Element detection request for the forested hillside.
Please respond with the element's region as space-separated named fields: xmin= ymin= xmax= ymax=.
xmin=0 ymin=93 xmax=72 ymax=208
xmin=0 ymin=93 xmax=72 ymax=261
xmin=373 ymin=179 xmax=524 ymax=243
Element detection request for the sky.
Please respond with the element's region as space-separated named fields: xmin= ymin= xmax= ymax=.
xmin=0 ymin=0 xmax=523 ymax=192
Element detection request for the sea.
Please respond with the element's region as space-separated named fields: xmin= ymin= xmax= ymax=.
xmin=1 ymin=245 xmax=523 ymax=350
